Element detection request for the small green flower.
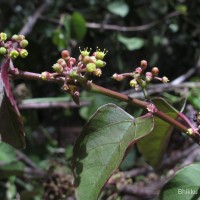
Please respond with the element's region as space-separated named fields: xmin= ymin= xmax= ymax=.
xmin=79 ymin=47 xmax=91 ymax=57
xmin=94 ymin=48 xmax=107 ymax=60
xmin=162 ymin=76 xmax=169 ymax=83
xmin=52 ymin=63 xmax=63 ymax=73
xmin=0 ymin=32 xmax=7 ymax=41
xmin=12 ymin=34 xmax=19 ymax=41
xmin=86 ymin=63 xmax=96 ymax=73
xmin=95 ymin=60 xmax=106 ymax=68
xmin=0 ymin=47 xmax=7 ymax=55
xmin=20 ymin=49 xmax=28 ymax=58
xmin=9 ymin=49 xmax=19 ymax=59
xmin=20 ymin=39 xmax=29 ymax=48
xmin=41 ymin=72 xmax=51 ymax=80
xmin=130 ymin=79 xmax=137 ymax=88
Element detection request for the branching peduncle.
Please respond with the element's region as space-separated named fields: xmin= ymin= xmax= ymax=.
xmin=1 ymin=32 xmax=200 ymax=144
xmin=9 ymin=68 xmax=200 ymax=144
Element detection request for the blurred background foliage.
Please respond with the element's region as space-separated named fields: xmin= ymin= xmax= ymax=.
xmin=1 ymin=0 xmax=200 ymax=199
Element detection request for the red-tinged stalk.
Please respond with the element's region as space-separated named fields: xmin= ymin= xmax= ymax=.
xmin=9 ymin=69 xmax=200 ymax=144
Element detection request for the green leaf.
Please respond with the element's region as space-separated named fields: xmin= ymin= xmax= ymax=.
xmin=0 ymin=143 xmax=25 ymax=178
xmin=137 ymin=98 xmax=179 ymax=168
xmin=176 ymin=4 xmax=187 ymax=14
xmin=0 ymin=161 xmax=25 ymax=178
xmin=63 ymin=15 xmax=71 ymax=47
xmin=0 ymin=143 xmax=16 ymax=163
xmin=117 ymin=34 xmax=145 ymax=51
xmin=107 ymin=1 xmax=129 ymax=17
xmin=73 ymin=103 xmax=153 ymax=200
xmin=79 ymin=93 xmax=119 ymax=120
xmin=71 ymin=12 xmax=87 ymax=41
xmin=20 ymin=189 xmax=42 ymax=200
xmin=188 ymin=88 xmax=200 ymax=110
xmin=159 ymin=163 xmax=200 ymax=200
xmin=52 ymin=29 xmax=66 ymax=51
xmin=0 ymin=77 xmax=25 ymax=149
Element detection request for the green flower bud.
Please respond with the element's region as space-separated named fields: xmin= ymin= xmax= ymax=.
xmin=9 ymin=49 xmax=19 ymax=59
xmin=95 ymin=60 xmax=106 ymax=68
xmin=52 ymin=63 xmax=63 ymax=73
xmin=0 ymin=47 xmax=7 ymax=55
xmin=0 ymin=32 xmax=7 ymax=41
xmin=20 ymin=39 xmax=29 ymax=48
xmin=20 ymin=49 xmax=28 ymax=58
xmin=130 ymin=79 xmax=138 ymax=88
xmin=86 ymin=63 xmax=96 ymax=73
xmin=12 ymin=34 xmax=19 ymax=41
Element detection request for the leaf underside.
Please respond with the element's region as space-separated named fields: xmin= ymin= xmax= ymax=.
xmin=0 ymin=75 xmax=25 ymax=149
xmin=72 ymin=103 xmax=153 ymax=200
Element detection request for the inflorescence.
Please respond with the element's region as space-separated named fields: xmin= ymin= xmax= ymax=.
xmin=41 ymin=47 xmax=107 ymax=81
xmin=0 ymin=32 xmax=170 ymax=104
xmin=112 ymin=60 xmax=169 ymax=90
xmin=0 ymin=32 xmax=28 ymax=59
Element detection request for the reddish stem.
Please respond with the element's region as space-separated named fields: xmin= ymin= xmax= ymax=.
xmin=9 ymin=69 xmax=200 ymax=143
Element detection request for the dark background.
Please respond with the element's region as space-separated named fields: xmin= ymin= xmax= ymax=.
xmin=0 ymin=0 xmax=200 ymax=199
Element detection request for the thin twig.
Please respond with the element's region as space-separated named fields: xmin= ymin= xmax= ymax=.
xmin=118 ymin=179 xmax=164 ymax=198
xmin=171 ymin=68 xmax=196 ymax=85
xmin=19 ymin=0 xmax=51 ymax=36
xmin=123 ymin=82 xmax=200 ymax=98
xmin=114 ymin=144 xmax=200 ymax=198
xmin=171 ymin=55 xmax=200 ymax=84
xmin=124 ymin=167 xmax=150 ymax=178
xmin=39 ymin=11 xmax=180 ymax=32
xmin=15 ymin=149 xmax=40 ymax=169
xmin=9 ymin=68 xmax=200 ymax=143
xmin=160 ymin=144 xmax=199 ymax=170
xmin=19 ymin=100 xmax=90 ymax=109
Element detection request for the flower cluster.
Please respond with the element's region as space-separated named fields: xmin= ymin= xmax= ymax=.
xmin=41 ymin=47 xmax=107 ymax=105
xmin=112 ymin=60 xmax=169 ymax=90
xmin=0 ymin=32 xmax=28 ymax=59
xmin=41 ymin=47 xmax=107 ymax=80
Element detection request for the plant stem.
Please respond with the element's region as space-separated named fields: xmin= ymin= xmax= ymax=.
xmin=87 ymin=82 xmax=187 ymax=131
xmin=10 ymin=69 xmax=200 ymax=143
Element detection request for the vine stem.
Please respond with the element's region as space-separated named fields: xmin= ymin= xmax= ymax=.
xmin=9 ymin=69 xmax=200 ymax=144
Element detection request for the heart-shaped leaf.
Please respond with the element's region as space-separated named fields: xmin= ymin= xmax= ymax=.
xmin=72 ymin=103 xmax=153 ymax=200
xmin=137 ymin=98 xmax=179 ymax=168
xmin=159 ymin=163 xmax=200 ymax=200
xmin=0 ymin=75 xmax=25 ymax=149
